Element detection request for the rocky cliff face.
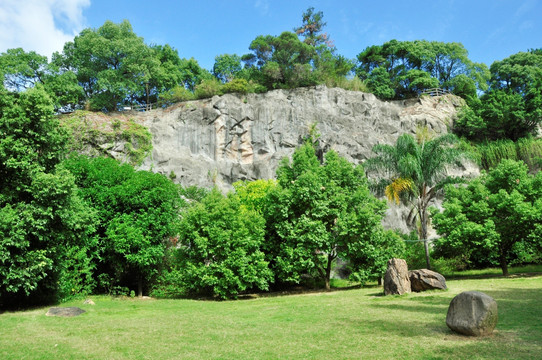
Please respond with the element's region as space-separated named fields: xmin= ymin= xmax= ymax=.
xmin=106 ymin=85 xmax=475 ymax=234
xmin=139 ymin=85 xmax=465 ymax=188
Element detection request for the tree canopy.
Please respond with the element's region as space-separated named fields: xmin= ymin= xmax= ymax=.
xmin=455 ymin=49 xmax=542 ymax=141
xmin=0 ymin=86 xmax=94 ymax=306
xmin=63 ymin=156 xmax=183 ymax=297
xmin=365 ymin=132 xmax=468 ymax=269
xmin=433 ymin=160 xmax=542 ymax=276
xmin=356 ymin=40 xmax=489 ymax=99
xmin=265 ymin=141 xmax=400 ymax=289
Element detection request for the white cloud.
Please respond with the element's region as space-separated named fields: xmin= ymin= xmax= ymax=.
xmin=0 ymin=0 xmax=90 ymax=58
xmin=254 ymin=0 xmax=269 ymax=15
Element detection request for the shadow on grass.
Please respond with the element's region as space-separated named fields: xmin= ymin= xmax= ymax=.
xmin=443 ymin=269 xmax=542 ymax=280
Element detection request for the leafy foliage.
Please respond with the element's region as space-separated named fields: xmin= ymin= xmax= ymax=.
xmin=356 ymin=39 xmax=489 ymax=99
xmin=265 ymin=142 xmax=397 ymax=289
xmin=163 ymin=189 xmax=272 ymax=299
xmin=0 ymin=87 xmax=95 ymax=307
xmin=63 ymin=156 xmax=183 ymax=296
xmin=433 ymin=160 xmax=542 ymax=275
xmin=455 ymin=49 xmax=542 ymax=141
xmin=365 ymin=132 xmax=468 ymax=269
xmin=213 ymin=54 xmax=243 ymax=83
xmin=53 ymin=20 xmax=211 ymax=111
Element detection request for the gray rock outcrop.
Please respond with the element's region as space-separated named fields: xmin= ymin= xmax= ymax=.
xmin=409 ymin=269 xmax=447 ymax=292
xmin=446 ymin=291 xmax=498 ymax=336
xmin=139 ymin=86 xmax=467 ymax=191
xmin=135 ymin=86 xmax=473 ymax=233
xmin=46 ymin=307 xmax=86 ymax=317
xmin=78 ymin=86 xmax=476 ymax=233
xmin=384 ymin=258 xmax=411 ymax=295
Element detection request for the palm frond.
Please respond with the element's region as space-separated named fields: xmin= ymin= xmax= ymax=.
xmin=385 ymin=177 xmax=414 ymax=204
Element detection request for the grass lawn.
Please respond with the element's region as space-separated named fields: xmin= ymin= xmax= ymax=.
xmin=1 ymin=274 xmax=541 ymax=359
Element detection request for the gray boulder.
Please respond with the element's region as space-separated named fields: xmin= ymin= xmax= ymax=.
xmin=384 ymin=258 xmax=411 ymax=295
xmin=409 ymin=269 xmax=447 ymax=292
xmin=46 ymin=307 xmax=86 ymax=317
xmin=446 ymin=291 xmax=498 ymax=336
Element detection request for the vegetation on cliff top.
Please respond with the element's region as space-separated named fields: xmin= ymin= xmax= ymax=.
xmin=0 ymin=8 xmax=541 ymax=306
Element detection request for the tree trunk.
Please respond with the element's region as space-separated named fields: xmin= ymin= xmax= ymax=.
xmin=137 ymin=277 xmax=143 ymax=298
xmin=419 ymin=194 xmax=431 ymax=270
xmin=325 ymin=254 xmax=333 ymax=291
xmin=500 ymin=254 xmax=509 ymax=277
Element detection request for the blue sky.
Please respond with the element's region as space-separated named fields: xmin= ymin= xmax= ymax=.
xmin=1 ymin=0 xmax=541 ymax=70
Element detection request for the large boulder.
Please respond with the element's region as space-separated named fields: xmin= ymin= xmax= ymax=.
xmin=409 ymin=269 xmax=447 ymax=292
xmin=384 ymin=258 xmax=411 ymax=295
xmin=446 ymin=291 xmax=498 ymax=336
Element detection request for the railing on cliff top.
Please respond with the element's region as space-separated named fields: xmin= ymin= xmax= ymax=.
xmin=119 ymin=102 xmax=161 ymax=112
xmin=420 ymin=88 xmax=451 ymax=97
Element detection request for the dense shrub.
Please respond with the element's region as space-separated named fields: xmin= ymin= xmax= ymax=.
xmin=158 ymin=189 xmax=273 ymax=299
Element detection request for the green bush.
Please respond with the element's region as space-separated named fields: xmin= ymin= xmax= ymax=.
xmin=166 ymin=189 xmax=273 ymax=299
xmin=325 ymin=76 xmax=370 ymax=92
xmin=222 ymin=78 xmax=249 ymax=94
xmin=158 ymin=86 xmax=195 ymax=105
xmin=194 ymin=78 xmax=223 ymax=99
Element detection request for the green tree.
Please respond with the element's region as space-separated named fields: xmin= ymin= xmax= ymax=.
xmin=0 ymin=48 xmax=84 ymax=110
xmin=490 ymin=49 xmax=542 ymax=95
xmin=294 ymin=7 xmax=329 ymax=48
xmin=63 ymin=156 xmax=182 ymax=296
xmin=433 ymin=160 xmax=542 ymax=276
xmin=178 ymin=57 xmax=213 ymax=92
xmin=456 ymin=50 xmax=542 ymax=141
xmin=356 ymin=40 xmax=489 ymax=99
xmin=365 ymin=132 xmax=467 ymax=269
xmin=171 ymin=189 xmax=272 ymax=299
xmin=243 ymin=31 xmax=317 ymax=89
xmin=213 ymin=54 xmax=242 ymax=83
xmin=266 ymin=142 xmax=395 ymax=289
xmin=0 ymin=86 xmax=94 ymax=306
xmin=0 ymin=48 xmax=48 ymax=91
xmin=55 ymin=20 xmax=190 ymax=111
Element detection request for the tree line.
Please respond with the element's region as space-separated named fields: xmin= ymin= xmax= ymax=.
xmin=0 ymin=87 xmax=404 ymax=304
xmin=1 ymin=8 xmax=541 ymax=307
xmin=0 ymin=8 xmax=540 ymax=143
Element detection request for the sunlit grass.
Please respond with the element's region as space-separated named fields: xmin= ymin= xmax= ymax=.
xmin=2 ymin=274 xmax=541 ymax=359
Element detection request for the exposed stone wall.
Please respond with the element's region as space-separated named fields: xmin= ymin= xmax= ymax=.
xmin=139 ymin=86 xmax=465 ymax=190
xmin=110 ymin=85 xmax=475 ymax=234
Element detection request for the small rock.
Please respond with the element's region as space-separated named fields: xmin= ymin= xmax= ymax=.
xmin=446 ymin=291 xmax=498 ymax=336
xmin=384 ymin=258 xmax=411 ymax=295
xmin=409 ymin=269 xmax=447 ymax=292
xmin=46 ymin=307 xmax=86 ymax=317
xmin=83 ymin=299 xmax=95 ymax=305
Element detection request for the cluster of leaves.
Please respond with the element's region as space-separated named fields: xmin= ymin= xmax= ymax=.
xmin=432 ymin=160 xmax=542 ymax=275
xmin=154 ymin=143 xmax=402 ymax=299
xmin=0 ymin=21 xmax=213 ymax=112
xmin=356 ymin=39 xmax=490 ymax=99
xmin=0 ymin=86 xmax=96 ymax=307
xmin=365 ymin=132 xmax=468 ymax=269
xmin=239 ymin=8 xmax=354 ymax=91
xmin=62 ymin=156 xmax=184 ymax=297
xmin=455 ymin=49 xmax=542 ymax=141
xmin=265 ymin=142 xmax=401 ymax=289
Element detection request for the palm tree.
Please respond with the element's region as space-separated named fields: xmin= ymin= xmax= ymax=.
xmin=365 ymin=131 xmax=467 ymax=269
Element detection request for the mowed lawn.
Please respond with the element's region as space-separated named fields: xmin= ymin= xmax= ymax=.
xmin=1 ymin=275 xmax=541 ymax=359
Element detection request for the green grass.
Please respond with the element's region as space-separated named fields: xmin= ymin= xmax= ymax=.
xmin=2 ymin=275 xmax=541 ymax=359
xmin=442 ymin=264 xmax=542 ymax=279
